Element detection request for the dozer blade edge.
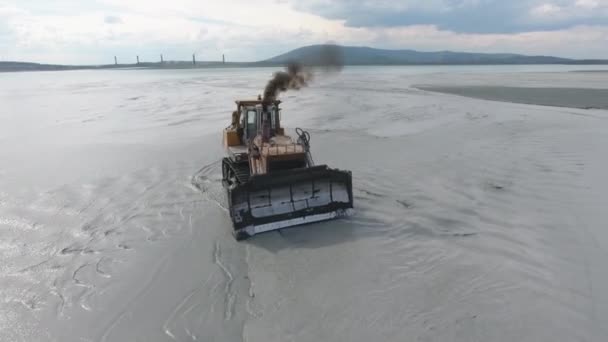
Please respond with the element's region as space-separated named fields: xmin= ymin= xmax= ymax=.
xmin=226 ymin=165 xmax=353 ymax=240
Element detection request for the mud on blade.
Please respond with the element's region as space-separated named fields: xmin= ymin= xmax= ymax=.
xmin=226 ymin=165 xmax=353 ymax=240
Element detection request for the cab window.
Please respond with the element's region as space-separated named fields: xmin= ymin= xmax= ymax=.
xmin=247 ymin=110 xmax=256 ymax=124
xmin=270 ymin=109 xmax=277 ymax=129
xmin=246 ymin=110 xmax=257 ymax=140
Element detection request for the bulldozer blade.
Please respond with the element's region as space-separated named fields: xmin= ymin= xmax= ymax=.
xmin=226 ymin=165 xmax=353 ymax=240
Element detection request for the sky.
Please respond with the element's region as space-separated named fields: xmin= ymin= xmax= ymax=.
xmin=1 ymin=0 xmax=607 ymax=64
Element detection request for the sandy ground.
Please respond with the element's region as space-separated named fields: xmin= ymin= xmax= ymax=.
xmin=415 ymin=86 xmax=608 ymax=109
xmin=1 ymin=66 xmax=608 ymax=341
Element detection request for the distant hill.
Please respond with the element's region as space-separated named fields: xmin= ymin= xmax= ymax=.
xmin=0 ymin=60 xmax=259 ymax=72
xmin=0 ymin=61 xmax=138 ymax=72
xmin=3 ymin=45 xmax=608 ymax=72
xmin=264 ymin=45 xmax=608 ymax=65
xmin=0 ymin=62 xmax=90 ymax=72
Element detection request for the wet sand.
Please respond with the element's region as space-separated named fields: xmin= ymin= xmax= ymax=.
xmin=416 ymin=85 xmax=608 ymax=109
xmin=1 ymin=67 xmax=608 ymax=341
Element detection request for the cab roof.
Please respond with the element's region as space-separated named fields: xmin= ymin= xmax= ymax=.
xmin=235 ymin=99 xmax=281 ymax=108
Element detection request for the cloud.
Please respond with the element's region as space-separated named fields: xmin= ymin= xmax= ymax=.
xmin=1 ymin=0 xmax=608 ymax=63
xmin=0 ymin=0 xmax=338 ymax=63
xmin=291 ymin=0 xmax=608 ymax=33
xmin=357 ymin=24 xmax=608 ymax=59
xmin=104 ymin=15 xmax=122 ymax=24
xmin=0 ymin=0 xmax=325 ymax=64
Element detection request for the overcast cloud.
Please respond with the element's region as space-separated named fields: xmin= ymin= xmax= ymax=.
xmin=292 ymin=0 xmax=608 ymax=33
xmin=0 ymin=0 xmax=607 ymax=64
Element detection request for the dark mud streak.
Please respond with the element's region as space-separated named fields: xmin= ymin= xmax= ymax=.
xmin=396 ymin=200 xmax=413 ymax=208
xmin=359 ymin=189 xmax=385 ymax=198
xmin=416 ymin=85 xmax=608 ymax=110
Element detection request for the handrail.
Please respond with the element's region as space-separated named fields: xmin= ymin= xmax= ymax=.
xmin=262 ymin=142 xmax=305 ymax=155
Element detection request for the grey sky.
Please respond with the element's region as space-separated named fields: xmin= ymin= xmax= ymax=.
xmin=293 ymin=0 xmax=608 ymax=33
xmin=1 ymin=0 xmax=607 ymax=64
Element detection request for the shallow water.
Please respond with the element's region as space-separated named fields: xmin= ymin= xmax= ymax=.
xmin=1 ymin=66 xmax=608 ymax=341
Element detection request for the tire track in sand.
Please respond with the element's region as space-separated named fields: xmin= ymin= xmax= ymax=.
xmin=214 ymin=240 xmax=236 ymax=321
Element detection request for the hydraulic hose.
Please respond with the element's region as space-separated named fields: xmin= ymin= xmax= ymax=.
xmin=295 ymin=127 xmax=314 ymax=166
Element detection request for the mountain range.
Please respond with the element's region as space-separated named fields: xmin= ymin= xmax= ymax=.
xmin=2 ymin=45 xmax=607 ymax=72
xmin=264 ymin=45 xmax=607 ymax=65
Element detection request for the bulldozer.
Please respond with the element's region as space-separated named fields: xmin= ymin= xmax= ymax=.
xmin=221 ymin=98 xmax=353 ymax=240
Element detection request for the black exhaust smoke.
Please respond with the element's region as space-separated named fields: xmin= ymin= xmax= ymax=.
xmin=262 ymin=44 xmax=344 ymax=104
xmin=262 ymin=62 xmax=312 ymax=104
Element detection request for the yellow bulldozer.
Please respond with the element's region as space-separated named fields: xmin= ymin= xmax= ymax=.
xmin=221 ymin=99 xmax=353 ymax=240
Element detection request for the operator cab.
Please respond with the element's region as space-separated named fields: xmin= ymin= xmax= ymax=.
xmin=236 ymin=100 xmax=281 ymax=143
xmin=223 ymin=99 xmax=284 ymax=163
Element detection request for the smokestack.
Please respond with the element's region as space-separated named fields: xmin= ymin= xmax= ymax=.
xmin=160 ymin=54 xmax=164 ymax=64
xmin=222 ymin=54 xmax=225 ymax=64
xmin=192 ymin=54 xmax=196 ymax=65
xmin=114 ymin=56 xmax=117 ymax=65
xmin=136 ymin=55 xmax=139 ymax=65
